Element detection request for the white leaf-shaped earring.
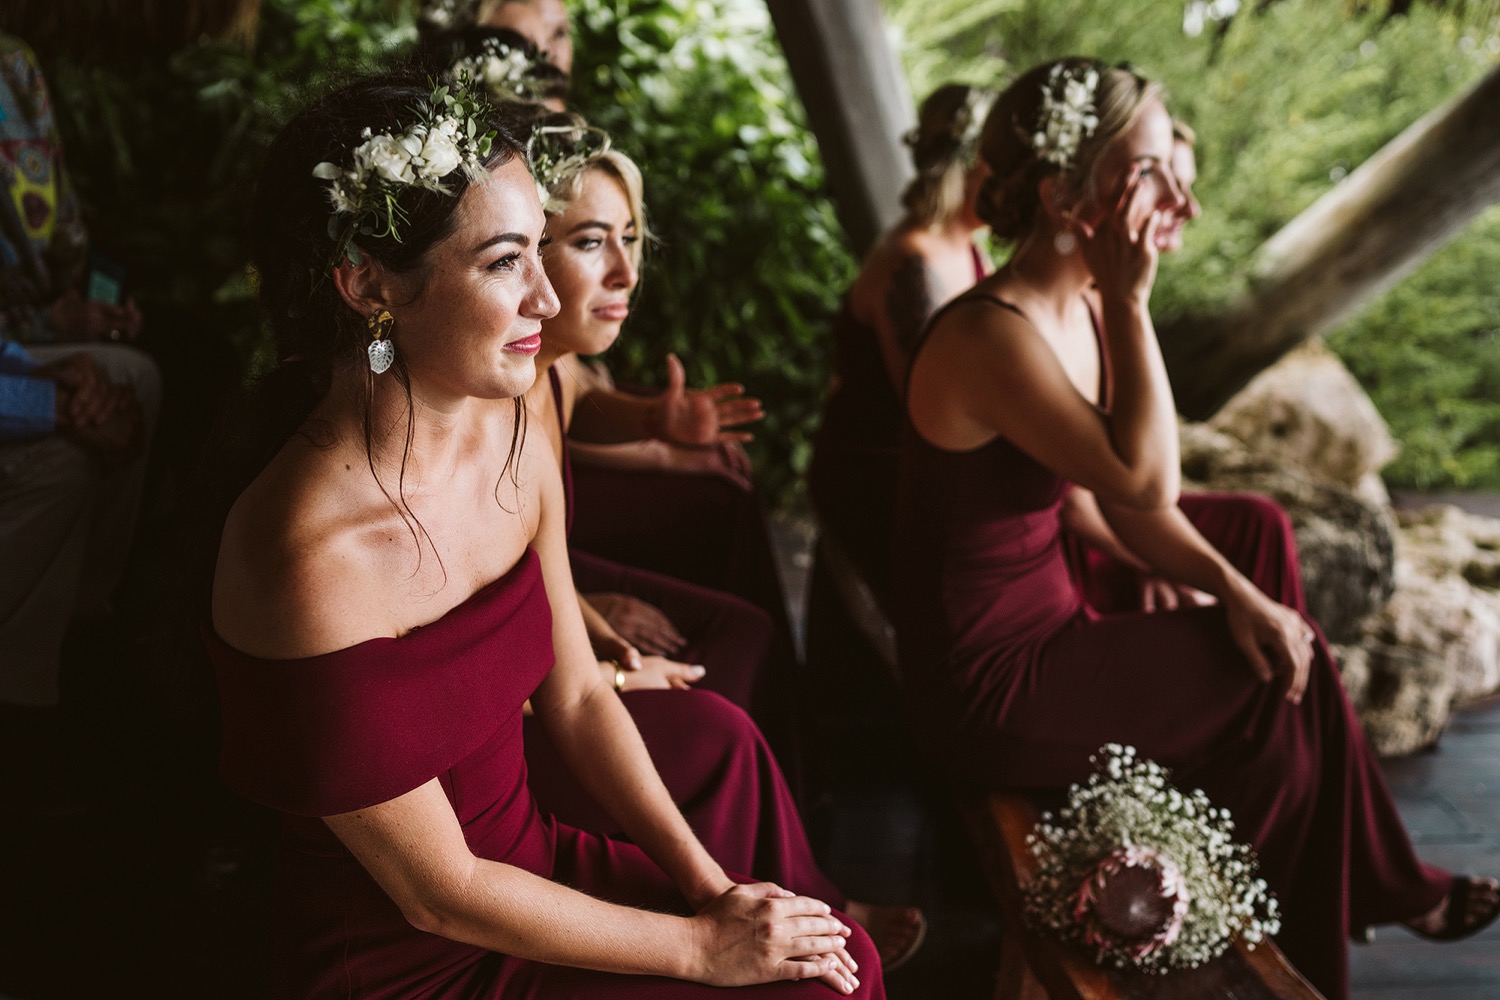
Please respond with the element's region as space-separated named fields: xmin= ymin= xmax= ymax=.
xmin=367 ymin=309 xmax=396 ymax=374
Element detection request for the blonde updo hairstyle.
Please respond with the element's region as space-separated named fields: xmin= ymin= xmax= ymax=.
xmin=900 ymin=83 xmax=997 ymax=229
xmin=977 ymin=58 xmax=1162 ymax=242
xmin=533 ymin=112 xmax=651 ymax=268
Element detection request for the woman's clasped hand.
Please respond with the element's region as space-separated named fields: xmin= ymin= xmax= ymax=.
xmin=690 ymin=883 xmax=860 ymax=992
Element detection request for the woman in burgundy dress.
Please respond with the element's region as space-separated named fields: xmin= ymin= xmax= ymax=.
xmin=893 ymin=58 xmax=1497 ymax=1000
xmin=203 ymin=76 xmax=878 ymax=998
xmin=513 ymin=111 xmax=924 ymax=969
xmin=1060 ymin=121 xmax=1301 ymax=615
xmin=807 ymin=82 xmax=995 ymax=606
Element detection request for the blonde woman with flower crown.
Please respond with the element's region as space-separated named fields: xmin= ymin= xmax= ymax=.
xmin=892 ymin=57 xmax=1497 ymax=1000
xmin=200 ymin=74 xmax=878 ymax=999
xmin=807 ymin=82 xmax=995 ymax=608
xmin=507 ymin=107 xmax=926 ymax=973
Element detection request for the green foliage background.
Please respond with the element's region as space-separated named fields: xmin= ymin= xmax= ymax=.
xmin=565 ymin=0 xmax=855 ymax=502
xmin=886 ymin=0 xmax=1500 ymax=489
xmin=31 ymin=0 xmax=1500 ymax=497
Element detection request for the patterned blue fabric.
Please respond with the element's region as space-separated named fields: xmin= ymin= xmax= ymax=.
xmin=0 ymin=337 xmax=54 ymax=437
xmin=0 ymin=35 xmax=86 ymax=342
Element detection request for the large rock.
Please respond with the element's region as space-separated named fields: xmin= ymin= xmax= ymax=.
xmin=1179 ymin=422 xmax=1395 ymax=643
xmin=1334 ymin=641 xmax=1456 ymax=757
xmin=1396 ymin=502 xmax=1500 ymax=589
xmin=1388 ymin=505 xmax=1500 ymax=704
xmin=1208 ymin=341 xmax=1398 ymax=498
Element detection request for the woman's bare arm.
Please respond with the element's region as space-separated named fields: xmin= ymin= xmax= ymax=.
xmin=324 ymin=777 xmax=856 ymax=988
xmin=910 ymin=181 xmax=1179 ymax=509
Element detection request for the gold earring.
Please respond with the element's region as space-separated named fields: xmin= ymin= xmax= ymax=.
xmin=367 ymin=309 xmax=395 ymax=374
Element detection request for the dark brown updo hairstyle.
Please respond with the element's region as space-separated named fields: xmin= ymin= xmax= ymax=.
xmin=900 ymin=83 xmax=998 ymax=228
xmin=977 ymin=58 xmax=1162 ymax=241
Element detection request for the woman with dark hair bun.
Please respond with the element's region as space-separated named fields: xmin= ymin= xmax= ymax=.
xmin=201 ymin=74 xmax=876 ymax=998
xmin=807 ymin=81 xmax=995 ymax=606
xmin=894 ymin=57 xmax=1497 ymax=1000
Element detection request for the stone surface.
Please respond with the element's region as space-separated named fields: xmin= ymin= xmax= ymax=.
xmin=1180 ymin=421 xmax=1396 ymax=644
xmin=1208 ymin=341 xmax=1398 ymax=490
xmin=1337 ymin=641 xmax=1457 ymax=756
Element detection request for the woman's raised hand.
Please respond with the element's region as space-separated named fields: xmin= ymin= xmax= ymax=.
xmin=652 ymin=353 xmax=765 ymax=447
xmin=1075 ymin=166 xmax=1163 ymax=306
xmin=1222 ymin=579 xmax=1315 ymax=705
xmin=689 ymin=882 xmax=860 ymax=994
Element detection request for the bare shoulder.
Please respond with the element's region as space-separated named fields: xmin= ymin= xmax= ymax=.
xmin=910 ymin=290 xmax=1060 ymax=445
xmin=211 ymin=435 xmax=404 ymax=659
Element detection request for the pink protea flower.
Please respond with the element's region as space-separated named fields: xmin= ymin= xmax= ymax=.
xmin=1072 ymin=845 xmax=1191 ymax=960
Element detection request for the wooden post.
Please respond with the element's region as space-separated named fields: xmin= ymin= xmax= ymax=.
xmin=765 ymin=0 xmax=915 ymax=255
xmin=1161 ymin=65 xmax=1500 ymax=419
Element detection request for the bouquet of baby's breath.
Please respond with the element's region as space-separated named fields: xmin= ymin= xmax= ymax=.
xmin=1025 ymin=744 xmax=1281 ymax=973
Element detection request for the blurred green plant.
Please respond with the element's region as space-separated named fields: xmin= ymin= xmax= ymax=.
xmin=44 ymin=0 xmax=416 ymax=370
xmin=567 ymin=0 xmax=856 ymax=503
xmin=886 ymin=0 xmax=1500 ymax=490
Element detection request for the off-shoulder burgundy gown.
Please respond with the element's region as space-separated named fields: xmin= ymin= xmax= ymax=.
xmin=206 ymin=549 xmax=881 ymax=999
xmin=892 ymin=293 xmax=1447 ymax=1000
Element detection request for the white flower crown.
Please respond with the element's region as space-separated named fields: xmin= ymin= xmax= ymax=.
xmin=448 ymin=36 xmax=555 ymax=105
xmin=527 ymin=120 xmax=613 ymax=213
xmin=312 ymin=80 xmax=497 ymax=271
xmin=1030 ymin=63 xmax=1101 ymax=172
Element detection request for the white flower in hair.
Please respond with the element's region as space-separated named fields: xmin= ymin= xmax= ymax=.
xmin=358 ymin=132 xmax=420 ymax=186
xmin=419 ymin=118 xmax=465 ymax=178
xmin=1031 ymin=63 xmax=1101 ymax=171
xmin=450 ymin=37 xmax=552 ymax=104
xmin=420 ymin=0 xmax=475 ymax=29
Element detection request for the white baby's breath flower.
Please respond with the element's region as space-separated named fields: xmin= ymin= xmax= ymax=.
xmin=1024 ymin=745 xmax=1279 ymax=973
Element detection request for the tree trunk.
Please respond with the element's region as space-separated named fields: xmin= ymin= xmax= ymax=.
xmin=1161 ymin=64 xmax=1500 ymax=420
xmin=765 ymin=0 xmax=915 ymax=256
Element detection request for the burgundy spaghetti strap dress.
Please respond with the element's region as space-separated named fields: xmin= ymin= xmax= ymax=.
xmin=542 ymin=367 xmax=793 ymax=746
xmin=1067 ymin=491 xmax=1303 ymax=615
xmin=568 ymin=415 xmax=796 ymax=647
xmin=892 ymin=293 xmax=1447 ymax=1000
xmin=206 ymin=550 xmax=881 ymax=999
xmin=525 ymin=368 xmax=826 ymax=896
xmin=807 ymin=244 xmax=988 ymax=607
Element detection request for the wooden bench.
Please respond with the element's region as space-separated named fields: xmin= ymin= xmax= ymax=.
xmin=959 ymin=791 xmax=1328 ymax=999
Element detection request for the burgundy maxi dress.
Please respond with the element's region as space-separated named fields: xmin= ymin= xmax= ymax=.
xmin=807 ymin=245 xmax=987 ymax=608
xmin=1067 ymin=491 xmax=1301 ymax=615
xmin=207 ymin=550 xmax=882 ymax=999
xmin=891 ymin=294 xmax=1447 ymax=1000
xmin=525 ymin=369 xmax=820 ymax=888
